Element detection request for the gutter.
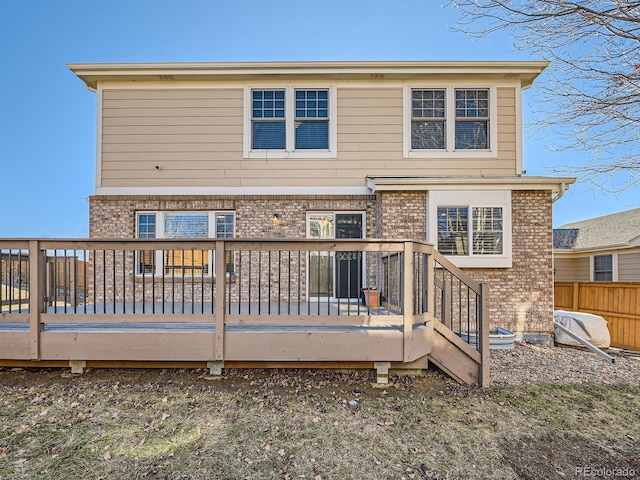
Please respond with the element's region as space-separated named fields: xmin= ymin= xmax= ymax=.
xmin=552 ymin=181 xmax=566 ymax=203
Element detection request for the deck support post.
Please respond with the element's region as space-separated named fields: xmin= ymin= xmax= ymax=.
xmin=28 ymin=240 xmax=44 ymax=360
xmin=478 ymin=283 xmax=490 ymax=387
xmin=402 ymin=242 xmax=414 ymax=362
xmin=214 ymin=240 xmax=226 ymax=362
xmin=69 ymin=361 xmax=86 ymax=374
xmin=207 ymin=361 xmax=224 ymax=376
xmin=374 ymin=361 xmax=391 ymax=384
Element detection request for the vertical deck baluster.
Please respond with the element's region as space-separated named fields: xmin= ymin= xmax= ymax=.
xmin=286 ymin=250 xmax=291 ymax=315
xmin=297 ymin=250 xmax=301 ymax=315
xmin=227 ymin=247 xmax=232 ymax=315
xmin=248 ymin=251 xmax=252 ymax=315
xmin=267 ymin=250 xmax=272 ymax=315
xmin=121 ymin=249 xmax=126 ymax=314
xmin=111 ymin=250 xmax=116 ymax=314
xmin=258 ymin=250 xmax=262 ymax=315
xmin=92 ymin=250 xmax=97 ymax=314
xmin=171 ymin=249 xmax=176 ymax=314
xmin=180 ymin=250 xmax=185 ymax=314
xmin=16 ymin=250 xmax=21 ymax=313
xmin=201 ymin=249 xmax=205 ymax=314
xmin=190 ymin=249 xmax=195 ymax=314
xmin=72 ymin=249 xmax=77 ymax=314
xmin=277 ymin=250 xmax=281 ymax=315
xmin=236 ymin=249 xmax=242 ymax=315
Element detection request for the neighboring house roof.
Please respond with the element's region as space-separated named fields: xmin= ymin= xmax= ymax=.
xmin=554 ymin=208 xmax=640 ymax=250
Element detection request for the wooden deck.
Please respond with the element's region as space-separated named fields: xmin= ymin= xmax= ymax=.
xmin=1 ymin=239 xmax=489 ymax=385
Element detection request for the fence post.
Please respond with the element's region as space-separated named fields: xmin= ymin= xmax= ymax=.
xmin=572 ymin=282 xmax=580 ymax=311
xmin=28 ymin=240 xmax=43 ymax=360
xmin=402 ymin=242 xmax=414 ymax=362
xmin=478 ymin=282 xmax=490 ymax=387
xmin=214 ymin=240 xmax=226 ymax=362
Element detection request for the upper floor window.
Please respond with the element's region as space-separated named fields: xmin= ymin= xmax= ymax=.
xmin=136 ymin=211 xmax=235 ymax=276
xmin=252 ymin=89 xmax=286 ymax=150
xmin=455 ymin=89 xmax=489 ymax=150
xmin=411 ymin=89 xmax=446 ymax=150
xmin=404 ymin=86 xmax=496 ymax=158
xmin=593 ymin=254 xmax=613 ymax=281
xmin=244 ymin=87 xmax=336 ymax=159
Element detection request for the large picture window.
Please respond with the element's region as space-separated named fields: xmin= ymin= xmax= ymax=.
xmin=428 ymin=190 xmax=511 ymax=268
xmin=437 ymin=206 xmax=503 ymax=256
xmin=135 ymin=211 xmax=235 ymax=276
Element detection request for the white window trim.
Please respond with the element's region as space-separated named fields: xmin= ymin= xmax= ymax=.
xmin=590 ymin=253 xmax=617 ymax=282
xmin=243 ymin=86 xmax=338 ymax=159
xmin=427 ymin=190 xmax=512 ymax=268
xmin=135 ymin=211 xmax=235 ymax=277
xmin=403 ymin=85 xmax=498 ymax=159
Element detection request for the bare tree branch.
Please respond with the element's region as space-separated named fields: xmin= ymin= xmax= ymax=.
xmin=449 ymin=0 xmax=640 ymax=191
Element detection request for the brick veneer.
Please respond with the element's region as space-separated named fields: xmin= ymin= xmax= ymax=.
xmin=89 ymin=190 xmax=554 ymax=339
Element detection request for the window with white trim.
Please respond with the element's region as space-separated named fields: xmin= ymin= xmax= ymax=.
xmin=245 ymin=87 xmax=336 ymax=158
xmin=437 ymin=206 xmax=503 ymax=256
xmin=428 ymin=190 xmax=511 ymax=268
xmin=593 ymin=254 xmax=613 ymax=281
xmin=405 ymin=87 xmax=496 ymax=158
xmin=135 ymin=211 xmax=235 ymax=276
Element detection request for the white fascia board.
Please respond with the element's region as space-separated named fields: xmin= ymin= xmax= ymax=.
xmin=68 ymin=60 xmax=549 ymax=90
xmin=94 ymin=186 xmax=373 ymax=196
xmin=368 ymin=176 xmax=576 ymax=193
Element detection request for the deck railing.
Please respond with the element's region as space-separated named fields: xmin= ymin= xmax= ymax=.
xmin=1 ymin=239 xmax=487 ymax=383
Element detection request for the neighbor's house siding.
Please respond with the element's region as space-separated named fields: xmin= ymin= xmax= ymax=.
xmin=553 ymin=257 xmax=577 ymax=283
xmin=618 ymin=252 xmax=640 ymax=282
xmin=554 ymin=256 xmax=591 ymax=283
xmin=89 ymin=190 xmax=551 ymax=337
xmin=98 ymin=85 xmax=519 ymax=189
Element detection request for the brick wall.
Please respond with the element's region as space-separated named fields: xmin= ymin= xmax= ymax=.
xmin=89 ymin=190 xmax=554 ymax=338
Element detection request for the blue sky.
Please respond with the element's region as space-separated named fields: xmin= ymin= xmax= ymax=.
xmin=0 ymin=0 xmax=637 ymax=237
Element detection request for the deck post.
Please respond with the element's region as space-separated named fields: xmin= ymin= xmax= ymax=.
xmin=28 ymin=240 xmax=43 ymax=360
xmin=214 ymin=240 xmax=226 ymax=361
xmin=207 ymin=361 xmax=224 ymax=376
xmin=374 ymin=361 xmax=391 ymax=384
xmin=402 ymin=242 xmax=414 ymax=362
xmin=426 ymin=249 xmax=434 ymax=317
xmin=478 ymin=282 xmax=490 ymax=387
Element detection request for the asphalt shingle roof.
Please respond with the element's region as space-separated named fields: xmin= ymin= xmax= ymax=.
xmin=554 ymin=208 xmax=640 ymax=250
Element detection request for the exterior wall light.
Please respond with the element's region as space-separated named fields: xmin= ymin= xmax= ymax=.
xmin=271 ymin=213 xmax=282 ymax=226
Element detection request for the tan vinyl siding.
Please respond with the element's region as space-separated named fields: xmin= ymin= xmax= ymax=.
xmin=100 ymin=84 xmax=520 ymax=189
xmin=619 ymin=252 xmax=640 ymax=282
xmin=575 ymin=257 xmax=591 ymax=282
xmin=101 ymin=88 xmax=244 ymax=188
xmin=496 ymin=87 xmax=516 ymax=165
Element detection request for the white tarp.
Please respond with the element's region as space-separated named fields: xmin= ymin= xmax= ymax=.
xmin=553 ymin=310 xmax=611 ymax=348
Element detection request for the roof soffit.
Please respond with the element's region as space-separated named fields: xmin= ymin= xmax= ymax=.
xmin=67 ymin=60 xmax=549 ymax=91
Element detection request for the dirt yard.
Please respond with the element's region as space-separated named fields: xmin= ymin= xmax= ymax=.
xmin=1 ymin=344 xmax=639 ymax=479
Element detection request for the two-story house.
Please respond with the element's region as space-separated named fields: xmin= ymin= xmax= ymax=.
xmin=69 ymin=60 xmax=575 ymax=343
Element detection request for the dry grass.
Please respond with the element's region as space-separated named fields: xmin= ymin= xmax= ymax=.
xmin=0 ymin=367 xmax=639 ymax=479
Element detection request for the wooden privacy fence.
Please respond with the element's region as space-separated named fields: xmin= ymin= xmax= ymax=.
xmin=1 ymin=239 xmax=489 ymax=385
xmin=554 ymin=282 xmax=640 ymax=351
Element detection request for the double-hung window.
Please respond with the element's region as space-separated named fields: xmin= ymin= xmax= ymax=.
xmin=135 ymin=211 xmax=235 ymax=276
xmin=245 ymin=87 xmax=335 ymax=158
xmin=455 ymin=89 xmax=489 ymax=150
xmin=411 ymin=89 xmax=446 ymax=150
xmin=405 ymin=87 xmax=495 ymax=157
xmin=252 ymin=89 xmax=286 ymax=150
xmin=593 ymin=254 xmax=613 ymax=281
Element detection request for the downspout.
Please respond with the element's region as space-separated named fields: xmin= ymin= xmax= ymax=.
xmin=552 ymin=182 xmax=566 ymax=203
